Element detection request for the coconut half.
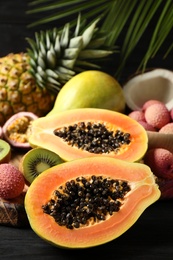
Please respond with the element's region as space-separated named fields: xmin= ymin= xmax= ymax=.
xmin=123 ymin=69 xmax=173 ymax=111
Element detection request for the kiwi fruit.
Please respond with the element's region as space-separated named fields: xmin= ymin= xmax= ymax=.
xmin=20 ymin=147 xmax=64 ymax=183
xmin=0 ymin=139 xmax=11 ymax=163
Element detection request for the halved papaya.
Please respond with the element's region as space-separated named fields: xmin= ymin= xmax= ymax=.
xmin=29 ymin=108 xmax=148 ymax=162
xmin=25 ymin=156 xmax=160 ymax=249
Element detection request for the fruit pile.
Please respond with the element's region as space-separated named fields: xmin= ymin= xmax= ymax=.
xmin=128 ymin=99 xmax=173 ymax=199
xmin=0 ymin=70 xmax=126 ymax=226
xmin=0 ymin=67 xmax=171 ymax=248
xmin=0 ymin=14 xmax=172 ymax=249
xmin=1 ymin=71 xmax=172 ymax=230
xmin=128 ymin=100 xmax=173 ymax=133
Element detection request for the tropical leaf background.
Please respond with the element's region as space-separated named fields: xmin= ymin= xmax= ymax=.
xmin=27 ymin=0 xmax=173 ymax=79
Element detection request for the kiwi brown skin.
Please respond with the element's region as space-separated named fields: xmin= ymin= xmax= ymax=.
xmin=0 ymin=139 xmax=11 ymax=164
xmin=19 ymin=147 xmax=64 ymax=184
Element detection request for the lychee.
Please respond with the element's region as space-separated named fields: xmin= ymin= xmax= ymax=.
xmin=0 ymin=127 xmax=2 ymax=138
xmin=128 ymin=111 xmax=145 ymax=122
xmin=142 ymin=99 xmax=163 ymax=112
xmin=0 ymin=163 xmax=25 ymax=199
xmin=159 ymin=122 xmax=173 ymax=134
xmin=144 ymin=103 xmax=171 ymax=129
xmin=143 ymin=148 xmax=173 ymax=179
xmin=138 ymin=121 xmax=156 ymax=131
xmin=158 ymin=178 xmax=173 ymax=200
xmin=170 ymin=108 xmax=173 ymax=121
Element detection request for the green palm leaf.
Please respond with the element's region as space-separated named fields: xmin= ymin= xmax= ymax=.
xmin=139 ymin=0 xmax=173 ymax=71
xmin=27 ymin=0 xmax=173 ymax=77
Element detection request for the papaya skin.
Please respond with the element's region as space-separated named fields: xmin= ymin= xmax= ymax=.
xmin=25 ymin=157 xmax=160 ymax=249
xmin=47 ymin=70 xmax=125 ymax=116
xmin=29 ymin=108 xmax=148 ymax=162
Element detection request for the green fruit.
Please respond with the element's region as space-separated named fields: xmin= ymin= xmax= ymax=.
xmin=20 ymin=147 xmax=64 ymax=183
xmin=0 ymin=139 xmax=11 ymax=164
xmin=47 ymin=71 xmax=125 ymax=116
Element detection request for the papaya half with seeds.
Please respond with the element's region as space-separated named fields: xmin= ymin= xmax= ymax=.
xmin=25 ymin=157 xmax=160 ymax=249
xmin=29 ymin=108 xmax=148 ymax=162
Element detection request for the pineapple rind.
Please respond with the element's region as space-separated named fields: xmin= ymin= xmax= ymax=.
xmin=0 ymin=53 xmax=55 ymax=126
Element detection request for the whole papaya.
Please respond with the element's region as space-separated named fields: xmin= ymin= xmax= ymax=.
xmin=47 ymin=70 xmax=125 ymax=116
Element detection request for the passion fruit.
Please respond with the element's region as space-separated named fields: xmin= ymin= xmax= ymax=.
xmin=2 ymin=112 xmax=38 ymax=149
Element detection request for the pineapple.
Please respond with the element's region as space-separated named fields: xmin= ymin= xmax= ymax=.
xmin=0 ymin=53 xmax=55 ymax=126
xmin=0 ymin=15 xmax=113 ymax=126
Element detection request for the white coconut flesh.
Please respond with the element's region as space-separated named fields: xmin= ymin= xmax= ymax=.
xmin=123 ymin=69 xmax=173 ymax=111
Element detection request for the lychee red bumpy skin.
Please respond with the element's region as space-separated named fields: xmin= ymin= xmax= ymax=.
xmin=128 ymin=111 xmax=145 ymax=122
xmin=143 ymin=148 xmax=173 ymax=180
xmin=159 ymin=122 xmax=173 ymax=134
xmin=142 ymin=100 xmax=163 ymax=112
xmin=0 ymin=163 xmax=25 ymax=199
xmin=158 ymin=178 xmax=173 ymax=200
xmin=137 ymin=121 xmax=156 ymax=131
xmin=170 ymin=108 xmax=173 ymax=121
xmin=144 ymin=103 xmax=171 ymax=130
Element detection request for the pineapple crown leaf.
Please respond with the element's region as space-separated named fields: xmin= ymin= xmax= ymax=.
xmin=79 ymin=50 xmax=113 ymax=59
xmin=74 ymin=61 xmax=101 ymax=71
xmin=69 ymin=36 xmax=83 ymax=49
xmin=81 ymin=18 xmax=100 ymax=49
xmin=60 ymin=23 xmax=70 ymax=49
xmin=26 ymin=14 xmax=113 ymax=93
xmin=74 ymin=13 xmax=81 ymax=37
xmin=47 ymin=49 xmax=57 ymax=68
xmin=54 ymin=35 xmax=61 ymax=55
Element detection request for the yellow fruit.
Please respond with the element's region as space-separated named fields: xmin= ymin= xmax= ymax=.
xmin=0 ymin=16 xmax=113 ymax=126
xmin=47 ymin=70 xmax=125 ymax=116
xmin=0 ymin=53 xmax=55 ymax=126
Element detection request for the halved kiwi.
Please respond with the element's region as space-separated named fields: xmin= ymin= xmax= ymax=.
xmin=20 ymin=147 xmax=64 ymax=183
xmin=0 ymin=139 xmax=11 ymax=163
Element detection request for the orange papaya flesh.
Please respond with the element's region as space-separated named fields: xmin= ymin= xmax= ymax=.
xmin=25 ymin=157 xmax=160 ymax=249
xmin=29 ymin=108 xmax=148 ymax=162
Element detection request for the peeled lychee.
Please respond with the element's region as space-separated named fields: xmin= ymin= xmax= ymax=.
xmin=143 ymin=148 xmax=173 ymax=179
xmin=144 ymin=103 xmax=171 ymax=130
xmin=0 ymin=163 xmax=25 ymax=199
xmin=159 ymin=122 xmax=173 ymax=134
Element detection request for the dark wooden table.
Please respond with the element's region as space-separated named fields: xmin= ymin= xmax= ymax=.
xmin=1 ymin=1 xmax=173 ymax=259
xmin=1 ymin=200 xmax=173 ymax=260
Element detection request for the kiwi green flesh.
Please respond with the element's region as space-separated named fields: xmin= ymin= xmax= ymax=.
xmin=0 ymin=139 xmax=11 ymax=163
xmin=22 ymin=147 xmax=64 ymax=183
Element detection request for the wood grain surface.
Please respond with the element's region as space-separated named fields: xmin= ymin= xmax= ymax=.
xmin=0 ymin=1 xmax=173 ymax=259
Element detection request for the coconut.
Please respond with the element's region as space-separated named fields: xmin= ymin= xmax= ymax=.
xmin=123 ymin=69 xmax=173 ymax=111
